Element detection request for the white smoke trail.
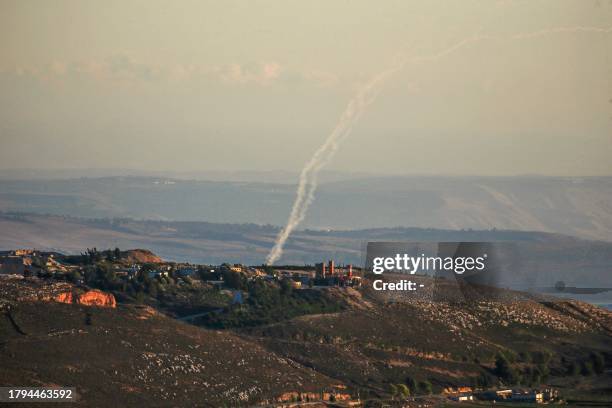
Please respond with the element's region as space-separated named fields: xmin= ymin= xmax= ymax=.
xmin=265 ymin=57 xmax=406 ymax=265
xmin=266 ymin=26 xmax=612 ymax=265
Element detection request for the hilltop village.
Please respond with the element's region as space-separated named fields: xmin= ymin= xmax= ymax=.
xmin=0 ymin=248 xmax=362 ymax=290
xmin=1 ymin=248 xmax=611 ymax=406
xmin=0 ymin=249 xmax=363 ymax=327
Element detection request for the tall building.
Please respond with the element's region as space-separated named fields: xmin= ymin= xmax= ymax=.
xmin=316 ymin=262 xmax=327 ymax=278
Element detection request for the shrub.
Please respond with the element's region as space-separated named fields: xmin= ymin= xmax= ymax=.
xmin=567 ymin=361 xmax=580 ymax=376
xmin=396 ymin=384 xmax=410 ymax=398
xmin=526 ymin=366 xmax=542 ymax=386
xmin=518 ymin=351 xmax=531 ymax=363
xmin=223 ymin=270 xmax=244 ymax=290
xmin=147 ymin=282 xmax=158 ymax=298
xmin=476 ymin=372 xmax=493 ymax=387
xmin=495 ymin=354 xmax=519 ymax=384
xmin=418 ymin=381 xmax=432 ymax=395
xmin=388 ymin=384 xmax=398 ymax=398
xmin=581 ymin=361 xmax=594 ymax=376
xmin=135 ymin=291 xmax=145 ymax=304
xmin=591 ymin=352 xmax=605 ymax=375
xmin=67 ymin=270 xmax=83 ymax=283
xmin=405 ymin=377 xmax=418 ymax=393
xmin=530 ymin=350 xmax=552 ymax=365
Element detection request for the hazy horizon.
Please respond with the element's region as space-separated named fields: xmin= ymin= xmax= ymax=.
xmin=3 ymin=167 xmax=612 ymax=183
xmin=1 ymin=0 xmax=611 ymax=177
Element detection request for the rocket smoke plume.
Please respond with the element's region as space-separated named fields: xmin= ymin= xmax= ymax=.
xmin=265 ymin=26 xmax=612 ymax=265
xmin=265 ymin=57 xmax=406 ymax=265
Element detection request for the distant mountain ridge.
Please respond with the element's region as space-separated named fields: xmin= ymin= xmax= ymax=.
xmin=0 ymin=175 xmax=611 ymax=241
xmin=2 ymin=212 xmax=612 ymax=287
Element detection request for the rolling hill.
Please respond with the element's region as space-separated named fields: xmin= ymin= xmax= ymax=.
xmin=1 ymin=175 xmax=611 ymax=241
xmin=2 ymin=212 xmax=612 ymax=287
xmin=1 ymin=275 xmax=611 ymax=406
xmin=0 ymin=278 xmax=339 ymax=407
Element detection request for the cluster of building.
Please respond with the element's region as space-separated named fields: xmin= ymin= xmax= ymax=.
xmin=483 ymin=388 xmax=558 ymax=403
xmin=444 ymin=386 xmax=475 ymax=402
xmin=114 ymin=264 xmax=202 ymax=280
xmin=1 ymin=249 xmax=363 ymax=293
xmin=447 ymin=387 xmax=559 ymax=404
xmin=259 ymin=260 xmax=362 ymax=289
xmin=314 ymin=260 xmax=362 ymax=287
xmin=0 ymin=250 xmax=71 ymax=276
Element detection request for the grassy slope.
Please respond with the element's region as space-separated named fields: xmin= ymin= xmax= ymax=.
xmin=239 ymin=279 xmax=612 ymax=398
xmin=0 ymin=299 xmax=338 ymax=406
xmin=1 ymin=277 xmax=611 ymax=406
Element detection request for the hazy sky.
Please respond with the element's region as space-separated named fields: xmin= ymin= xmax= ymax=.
xmin=1 ymin=0 xmax=611 ymax=176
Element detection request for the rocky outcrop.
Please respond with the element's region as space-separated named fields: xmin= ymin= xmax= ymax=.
xmin=77 ymin=290 xmax=116 ymax=308
xmin=0 ymin=277 xmax=116 ymax=308
xmin=54 ymin=289 xmax=116 ymax=308
xmin=123 ymin=249 xmax=162 ymax=264
xmin=54 ymin=291 xmax=74 ymax=304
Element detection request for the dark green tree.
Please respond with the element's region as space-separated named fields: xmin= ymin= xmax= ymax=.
xmin=223 ymin=270 xmax=243 ymax=290
xmin=495 ymin=354 xmax=519 ymax=384
xmin=388 ymin=384 xmax=398 ymax=399
xmin=405 ymin=376 xmax=418 ymax=394
xmin=418 ymin=381 xmax=432 ymax=395
xmin=591 ymin=352 xmax=605 ymax=375
xmin=567 ymin=361 xmax=580 ymax=376
xmin=581 ymin=361 xmax=594 ymax=376
xmin=280 ymin=278 xmax=293 ymax=296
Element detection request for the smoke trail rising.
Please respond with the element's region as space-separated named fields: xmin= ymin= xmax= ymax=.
xmin=265 ymin=57 xmax=406 ymax=265
xmin=266 ymin=26 xmax=612 ymax=265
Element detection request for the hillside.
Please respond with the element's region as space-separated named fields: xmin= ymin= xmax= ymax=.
xmin=1 ymin=275 xmax=611 ymax=406
xmin=239 ymin=276 xmax=612 ymax=400
xmin=0 ymin=278 xmax=340 ymax=407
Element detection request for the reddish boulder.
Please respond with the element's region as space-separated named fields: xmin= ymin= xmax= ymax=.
xmin=54 ymin=291 xmax=74 ymax=304
xmin=53 ymin=289 xmax=116 ymax=308
xmin=77 ymin=290 xmax=116 ymax=308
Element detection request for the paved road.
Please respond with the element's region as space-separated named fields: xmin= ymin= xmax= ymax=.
xmin=177 ymin=308 xmax=223 ymax=322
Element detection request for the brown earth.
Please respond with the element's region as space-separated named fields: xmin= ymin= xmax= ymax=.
xmin=1 ymin=275 xmax=612 ymax=406
xmin=0 ymin=278 xmax=343 ymax=407
xmin=122 ymin=249 xmax=163 ymax=264
xmin=241 ymin=276 xmax=612 ymax=397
